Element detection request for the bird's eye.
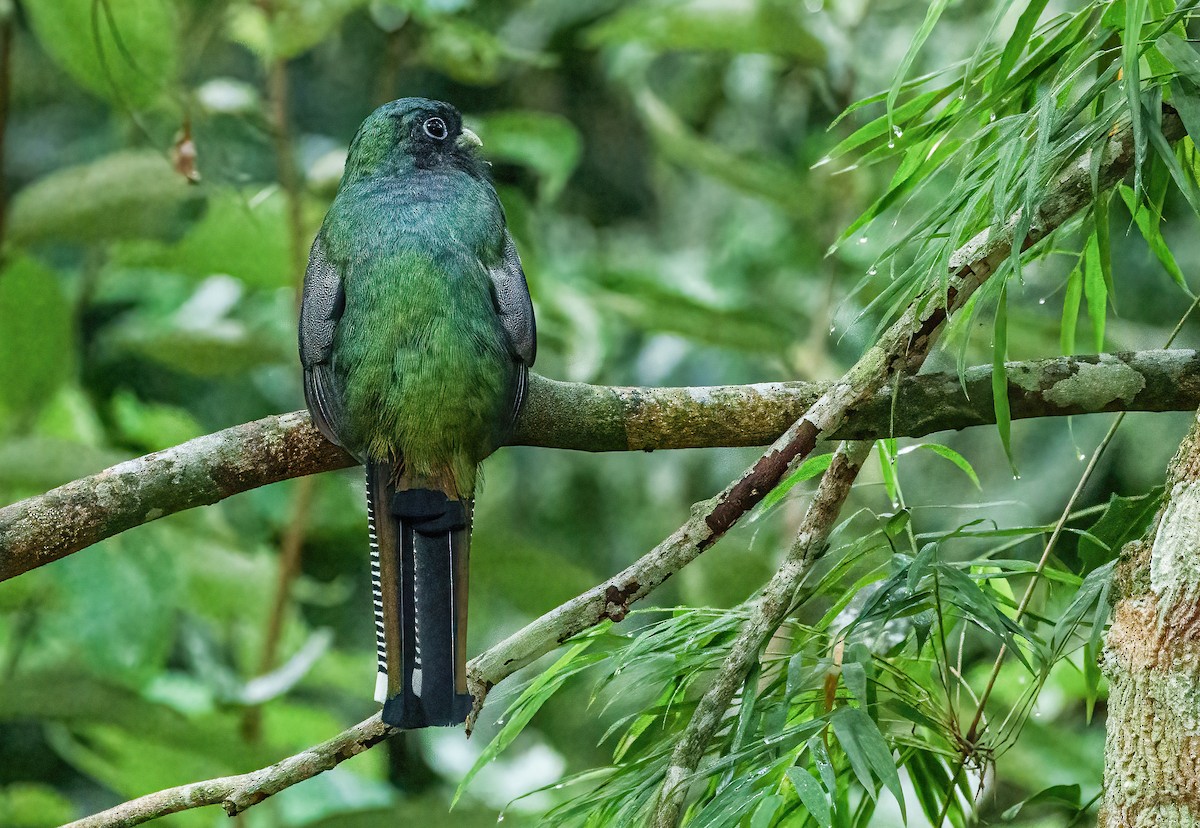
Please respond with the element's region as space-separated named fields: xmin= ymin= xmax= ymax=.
xmin=423 ymin=117 xmax=448 ymax=140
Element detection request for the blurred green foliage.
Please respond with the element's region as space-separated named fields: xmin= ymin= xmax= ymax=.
xmin=2 ymin=0 xmax=1200 ymax=826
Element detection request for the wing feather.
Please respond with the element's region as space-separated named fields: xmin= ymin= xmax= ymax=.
xmin=299 ymin=235 xmax=348 ymax=447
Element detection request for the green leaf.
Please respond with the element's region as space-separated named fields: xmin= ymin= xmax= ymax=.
xmin=476 ymin=111 xmax=583 ymax=202
xmin=0 ymin=257 xmax=73 ymax=422
xmin=1082 ymin=230 xmax=1107 ymax=352
xmin=750 ymin=794 xmax=784 ymax=828
xmin=827 ymin=87 xmax=954 ymax=161
xmin=41 ymin=532 xmax=180 ymax=685
xmin=878 ymin=439 xmax=899 ymax=505
xmin=0 ymin=783 xmax=75 ymax=827
xmin=588 ymin=1 xmax=825 ymax=62
xmin=1144 ymin=101 xmax=1200 ymax=225
xmin=913 ymin=444 xmax=981 ymax=490
xmin=786 ymin=767 xmax=833 ymax=828
xmin=634 ymin=90 xmax=810 ymax=214
xmin=831 ymin=706 xmax=904 ymax=817
xmin=25 ymin=0 xmax=177 ymax=106
xmin=110 ymin=390 xmax=204 ymax=452
xmin=884 ymin=510 xmax=911 ymax=540
xmin=1001 ymin=783 xmax=1081 ymax=819
xmin=1159 ymin=32 xmax=1200 ymax=85
xmin=1118 ymin=178 xmax=1185 ymax=295
xmin=993 ymin=1 xmax=1051 ymax=93
xmin=992 ymin=283 xmax=1016 ymax=476
xmin=1077 ymin=490 xmax=1162 ymax=572
xmin=9 ymin=151 xmax=203 ymax=246
xmin=453 ymin=638 xmax=601 ymax=807
xmin=886 ymin=0 xmax=951 ymax=127
xmin=121 ymin=189 xmax=292 ymax=289
xmin=1123 ymin=0 xmax=1147 ymax=195
xmin=419 ymin=18 xmax=527 ymax=85
xmin=1169 ymin=77 xmax=1200 ymax=148
xmin=756 ymin=452 xmax=836 ymax=514
xmin=1061 ymin=259 xmax=1083 ymax=354
xmin=227 ymin=0 xmax=368 ymax=61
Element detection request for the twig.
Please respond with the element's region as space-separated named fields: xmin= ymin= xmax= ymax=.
xmin=651 ymin=441 xmax=872 ymax=827
xmin=5 ymin=349 xmax=1199 ymax=584
xmin=62 ymin=714 xmax=394 ymax=828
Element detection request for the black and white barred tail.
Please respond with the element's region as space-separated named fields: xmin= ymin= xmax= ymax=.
xmin=366 ymin=461 xmax=473 ymax=729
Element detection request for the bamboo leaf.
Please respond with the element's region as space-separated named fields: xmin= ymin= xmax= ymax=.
xmin=911 ymin=444 xmax=981 ymax=490
xmin=453 ymin=638 xmax=602 ymax=806
xmin=1082 ymin=230 xmax=1107 ymax=352
xmin=993 ymin=1 xmax=1051 ymax=93
xmin=1119 ymin=184 xmax=1192 ymax=294
xmin=886 ymin=0 xmax=951 ymax=128
xmin=992 ymin=283 xmax=1016 ymax=476
xmin=787 ymin=767 xmax=833 ymax=828
xmin=1061 ymin=259 xmax=1083 ymax=354
xmin=831 ymin=706 xmax=905 ymax=818
xmin=1123 ymin=0 xmax=1147 ymax=195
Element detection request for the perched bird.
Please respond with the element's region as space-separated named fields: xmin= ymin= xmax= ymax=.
xmin=299 ymin=98 xmax=536 ymax=728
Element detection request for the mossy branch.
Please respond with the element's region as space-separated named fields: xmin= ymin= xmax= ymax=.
xmin=2 ymin=349 xmax=1199 ymax=584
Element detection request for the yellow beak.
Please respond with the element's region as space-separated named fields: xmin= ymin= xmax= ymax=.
xmin=457 ymin=127 xmax=483 ymax=149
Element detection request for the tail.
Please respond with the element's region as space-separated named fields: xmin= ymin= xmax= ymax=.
xmin=366 ymin=460 xmax=474 ymax=728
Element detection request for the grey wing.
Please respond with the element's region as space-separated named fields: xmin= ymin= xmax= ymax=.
xmin=488 ymin=230 xmax=536 ymax=367
xmin=299 ymin=235 xmax=348 ymax=447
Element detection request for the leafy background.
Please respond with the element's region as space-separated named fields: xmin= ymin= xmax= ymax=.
xmin=1 ymin=0 xmax=1200 ymax=826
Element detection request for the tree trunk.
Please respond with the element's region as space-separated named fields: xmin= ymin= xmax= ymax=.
xmin=1100 ymin=409 xmax=1200 ymax=826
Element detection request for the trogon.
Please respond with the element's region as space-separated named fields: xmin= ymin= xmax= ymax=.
xmin=299 ymin=98 xmax=536 ymax=729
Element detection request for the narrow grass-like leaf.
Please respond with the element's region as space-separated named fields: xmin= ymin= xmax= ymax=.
xmin=1001 ymin=784 xmax=1081 ymax=819
xmin=1159 ymin=32 xmax=1200 ymax=84
xmin=1061 ymin=257 xmax=1083 ymax=354
xmin=755 ymin=452 xmax=835 ymax=515
xmin=832 ymin=706 xmax=905 ymax=818
xmin=1082 ymin=229 xmax=1106 ymax=352
xmin=992 ymin=283 xmax=1016 ymax=476
xmin=994 ymin=1 xmax=1051 ymax=93
xmin=787 ymin=767 xmax=833 ymax=828
xmin=909 ymin=444 xmax=981 ymax=490
xmin=877 ymin=439 xmax=899 ymax=505
xmin=1170 ymin=77 xmax=1200 ymax=145
xmin=750 ymin=795 xmax=783 ymax=828
xmin=1146 ymin=100 xmax=1200 ymax=225
xmin=886 ymin=0 xmax=951 ymax=128
xmin=453 ymin=638 xmax=601 ymax=806
xmin=828 ymin=87 xmax=956 ymax=161
xmin=1095 ymin=189 xmax=1114 ymax=304
xmin=1123 ymin=0 xmax=1147 ymax=196
xmin=1119 ymin=184 xmax=1191 ymax=294
xmin=1011 ymin=86 xmax=1055 ymax=284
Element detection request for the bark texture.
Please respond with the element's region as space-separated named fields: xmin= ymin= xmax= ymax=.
xmin=4 ymin=349 xmax=1198 ymax=585
xmin=1101 ymin=409 xmax=1200 ymax=827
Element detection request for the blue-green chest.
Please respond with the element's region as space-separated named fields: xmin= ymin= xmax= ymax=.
xmin=321 ymin=170 xmax=518 ymax=491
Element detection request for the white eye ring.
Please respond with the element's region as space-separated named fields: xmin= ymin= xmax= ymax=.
xmin=423 ymin=117 xmax=448 ymax=140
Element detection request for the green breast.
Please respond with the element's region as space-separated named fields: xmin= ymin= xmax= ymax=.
xmin=329 ymin=237 xmax=517 ymax=497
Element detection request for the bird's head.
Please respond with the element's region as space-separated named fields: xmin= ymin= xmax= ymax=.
xmin=342 ymin=97 xmax=485 ymax=182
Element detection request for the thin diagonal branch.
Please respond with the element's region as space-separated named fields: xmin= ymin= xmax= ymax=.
xmin=5 ymin=348 xmax=1200 ymax=585
xmin=652 ymin=440 xmax=873 ymax=827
